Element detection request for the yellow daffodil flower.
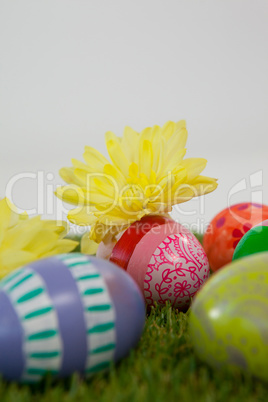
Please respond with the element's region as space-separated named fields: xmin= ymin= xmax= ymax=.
xmin=56 ymin=120 xmax=218 ymax=252
xmin=0 ymin=197 xmax=78 ymax=278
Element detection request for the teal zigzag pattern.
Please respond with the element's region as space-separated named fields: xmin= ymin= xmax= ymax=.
xmin=58 ymin=254 xmax=116 ymax=374
xmin=1 ymin=268 xmax=63 ymax=383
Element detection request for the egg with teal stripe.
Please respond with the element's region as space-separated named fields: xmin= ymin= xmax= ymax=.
xmin=189 ymin=252 xmax=268 ymax=381
xmin=233 ymin=219 xmax=268 ymax=261
xmin=0 ymin=253 xmax=145 ymax=382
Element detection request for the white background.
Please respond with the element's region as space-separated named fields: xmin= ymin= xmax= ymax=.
xmin=1 ymin=0 xmax=268 ymax=231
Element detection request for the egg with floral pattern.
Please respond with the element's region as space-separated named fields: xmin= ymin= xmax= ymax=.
xmin=203 ymin=203 xmax=268 ymax=271
xmin=97 ymin=215 xmax=210 ymax=311
xmin=189 ymin=252 xmax=268 ymax=381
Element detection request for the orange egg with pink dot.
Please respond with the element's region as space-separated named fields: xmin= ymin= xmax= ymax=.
xmin=203 ymin=202 xmax=268 ymax=271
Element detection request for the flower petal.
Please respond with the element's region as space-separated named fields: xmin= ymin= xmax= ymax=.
xmin=59 ymin=167 xmax=83 ymax=186
xmin=139 ymin=139 xmax=153 ymax=178
xmin=83 ymin=146 xmax=109 ymax=170
xmin=55 ymin=185 xmax=85 ymax=206
xmin=0 ymin=249 xmax=35 ymax=277
xmin=190 ymin=175 xmax=218 ymax=195
xmin=40 ymin=239 xmax=79 ymax=258
xmin=181 ymin=158 xmax=207 ymax=180
xmin=121 ymin=126 xmax=139 ymax=163
xmin=105 ymin=131 xmax=130 ymax=177
xmin=68 ymin=207 xmax=97 ymax=226
xmin=103 ymin=164 xmax=126 ymax=188
xmin=81 ymin=232 xmax=99 ymax=255
xmin=0 ymin=203 xmax=77 ymax=279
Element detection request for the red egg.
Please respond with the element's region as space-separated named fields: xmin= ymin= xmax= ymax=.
xmin=203 ymin=202 xmax=268 ymax=271
xmin=98 ymin=215 xmax=209 ymax=311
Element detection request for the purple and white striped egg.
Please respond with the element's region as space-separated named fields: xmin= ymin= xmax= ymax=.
xmin=0 ymin=253 xmax=145 ymax=383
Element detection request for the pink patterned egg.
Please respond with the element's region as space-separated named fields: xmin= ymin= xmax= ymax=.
xmin=98 ymin=215 xmax=210 ymax=311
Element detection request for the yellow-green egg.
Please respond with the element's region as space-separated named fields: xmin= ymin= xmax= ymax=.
xmin=189 ymin=252 xmax=268 ymax=381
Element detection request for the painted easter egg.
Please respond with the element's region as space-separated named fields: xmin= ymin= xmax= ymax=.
xmin=189 ymin=252 xmax=268 ymax=381
xmin=233 ymin=219 xmax=268 ymax=261
xmin=203 ymin=202 xmax=268 ymax=271
xmin=0 ymin=253 xmax=145 ymax=383
xmin=105 ymin=215 xmax=209 ymax=311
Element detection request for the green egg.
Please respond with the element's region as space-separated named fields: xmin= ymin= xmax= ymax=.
xmin=233 ymin=221 xmax=268 ymax=261
xmin=189 ymin=252 xmax=268 ymax=381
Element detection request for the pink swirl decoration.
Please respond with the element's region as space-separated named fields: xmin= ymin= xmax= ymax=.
xmin=144 ymin=232 xmax=209 ymax=309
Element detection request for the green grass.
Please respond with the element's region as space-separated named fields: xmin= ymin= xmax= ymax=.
xmin=0 ymin=305 xmax=268 ymax=402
